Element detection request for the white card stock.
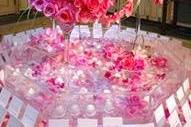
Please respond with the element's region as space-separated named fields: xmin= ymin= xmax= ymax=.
xmin=166 ymin=95 xmax=177 ymax=113
xmin=7 ymin=115 xmax=23 ymax=127
xmin=182 ymin=101 xmax=191 ymax=123
xmin=168 ymin=110 xmax=181 ymax=127
xmin=183 ymin=78 xmax=190 ymax=93
xmin=0 ymin=88 xmax=11 ymax=108
xmin=103 ymin=117 xmax=123 ymax=127
xmin=154 ymin=104 xmax=165 ymax=124
xmin=8 ymin=96 xmax=23 ymax=118
xmin=49 ymin=119 xmax=69 ymax=127
xmin=122 ymin=123 xmax=154 ymax=127
xmin=176 ymin=86 xmax=185 ymax=101
xmin=21 ymin=105 xmax=39 ymax=127
xmin=80 ymin=25 xmax=90 ymax=37
xmin=93 ymin=23 xmax=102 ymax=38
xmin=78 ymin=119 xmax=98 ymax=127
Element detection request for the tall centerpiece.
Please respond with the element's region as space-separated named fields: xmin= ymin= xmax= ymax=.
xmin=13 ymin=0 xmax=171 ymax=122
xmin=28 ymin=0 xmax=135 ymax=60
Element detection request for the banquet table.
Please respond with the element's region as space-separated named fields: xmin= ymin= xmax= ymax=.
xmin=0 ymin=24 xmax=191 ymax=127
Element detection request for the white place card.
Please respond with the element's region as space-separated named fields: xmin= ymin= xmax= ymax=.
xmin=80 ymin=25 xmax=90 ymax=37
xmin=70 ymin=26 xmax=80 ymax=39
xmin=7 ymin=115 xmax=23 ymax=127
xmin=36 ymin=27 xmax=44 ymax=33
xmin=103 ymin=117 xmax=123 ymax=127
xmin=154 ymin=104 xmax=165 ymax=124
xmin=182 ymin=101 xmax=191 ymax=123
xmin=147 ymin=32 xmax=158 ymax=38
xmin=166 ymin=95 xmax=177 ymax=113
xmin=26 ymin=30 xmax=32 ymax=35
xmin=168 ymin=110 xmax=181 ymax=127
xmin=111 ymin=25 xmax=120 ymax=30
xmin=0 ymin=70 xmax=4 ymax=84
xmin=21 ymin=35 xmax=30 ymax=42
xmin=183 ymin=78 xmax=190 ymax=93
xmin=0 ymin=105 xmax=6 ymax=125
xmin=8 ymin=96 xmax=23 ymax=118
xmin=12 ymin=36 xmax=23 ymax=46
xmin=122 ymin=123 xmax=155 ymax=127
xmin=120 ymin=30 xmax=135 ymax=41
xmin=16 ymin=32 xmax=25 ymax=37
xmin=139 ymin=30 xmax=147 ymax=35
xmin=176 ymin=86 xmax=185 ymax=102
xmin=93 ymin=23 xmax=102 ymax=38
xmin=78 ymin=119 xmax=98 ymax=127
xmin=21 ymin=105 xmax=39 ymax=127
xmin=49 ymin=119 xmax=69 ymax=127
xmin=3 ymin=34 xmax=13 ymax=42
xmin=126 ymin=27 xmax=136 ymax=33
xmin=160 ymin=36 xmax=170 ymax=41
xmin=104 ymin=27 xmax=121 ymax=40
xmin=0 ymin=88 xmax=11 ymax=108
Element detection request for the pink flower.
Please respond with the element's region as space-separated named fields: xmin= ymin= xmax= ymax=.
xmin=120 ymin=52 xmax=135 ymax=70
xmin=32 ymin=0 xmax=46 ymax=11
xmin=28 ymin=0 xmax=136 ymax=29
xmin=151 ymin=57 xmax=167 ymax=68
xmin=134 ymin=59 xmax=144 ymax=70
xmin=87 ymin=0 xmax=100 ymax=12
xmin=77 ymin=8 xmax=95 ymax=23
xmin=55 ymin=6 xmax=76 ymax=24
xmin=43 ymin=3 xmax=57 ymax=17
xmin=124 ymin=0 xmax=134 ymax=16
xmin=104 ymin=71 xmax=112 ymax=79
xmin=28 ymin=0 xmax=35 ymax=4
xmin=153 ymin=0 xmax=164 ymax=5
xmin=99 ymin=16 xmax=111 ymax=27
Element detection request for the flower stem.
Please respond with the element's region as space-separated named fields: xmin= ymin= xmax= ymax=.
xmin=64 ymin=34 xmax=70 ymax=64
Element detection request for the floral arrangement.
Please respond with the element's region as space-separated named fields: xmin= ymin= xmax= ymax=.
xmin=28 ymin=0 xmax=134 ymax=26
xmin=28 ymin=0 xmax=163 ymax=27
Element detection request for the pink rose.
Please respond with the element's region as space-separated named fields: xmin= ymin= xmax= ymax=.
xmin=74 ymin=0 xmax=86 ymax=7
xmin=77 ymin=8 xmax=95 ymax=23
xmin=99 ymin=16 xmax=111 ymax=27
xmin=55 ymin=6 xmax=76 ymax=24
xmin=43 ymin=3 xmax=57 ymax=17
xmin=87 ymin=0 xmax=100 ymax=11
xmin=120 ymin=52 xmax=135 ymax=70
